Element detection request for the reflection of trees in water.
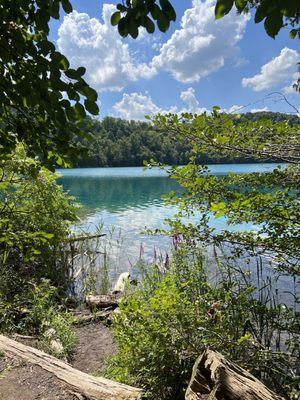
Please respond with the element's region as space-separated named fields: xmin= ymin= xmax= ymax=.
xmin=57 ymin=176 xmax=181 ymax=212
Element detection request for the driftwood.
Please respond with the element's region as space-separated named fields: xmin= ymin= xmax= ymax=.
xmin=0 ymin=334 xmax=142 ymax=400
xmin=12 ymin=333 xmax=38 ymax=340
xmin=65 ymin=233 xmax=106 ymax=243
xmin=185 ymin=349 xmax=284 ymax=400
xmin=86 ymin=293 xmax=122 ymax=309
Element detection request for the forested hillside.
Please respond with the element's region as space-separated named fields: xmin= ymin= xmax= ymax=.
xmin=73 ymin=112 xmax=298 ymax=167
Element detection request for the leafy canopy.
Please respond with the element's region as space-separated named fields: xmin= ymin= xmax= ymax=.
xmin=0 ymin=0 xmax=99 ymax=165
xmin=151 ymin=112 xmax=300 ymax=276
xmin=1 ymin=0 xmax=298 ymax=166
xmin=114 ymin=0 xmax=300 ymax=39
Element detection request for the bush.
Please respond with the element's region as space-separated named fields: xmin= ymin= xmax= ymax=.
xmin=0 ymin=147 xmax=78 ymax=334
xmin=107 ymin=246 xmax=299 ymax=400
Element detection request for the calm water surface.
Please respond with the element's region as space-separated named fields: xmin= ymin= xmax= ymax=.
xmin=57 ymin=164 xmax=281 ymax=268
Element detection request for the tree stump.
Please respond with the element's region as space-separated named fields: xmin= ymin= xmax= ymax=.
xmin=185 ymin=349 xmax=284 ymax=400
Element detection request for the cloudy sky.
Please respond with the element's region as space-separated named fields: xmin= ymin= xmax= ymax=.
xmin=50 ymin=0 xmax=299 ymax=120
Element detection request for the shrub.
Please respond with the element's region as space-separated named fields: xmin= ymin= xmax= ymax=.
xmin=107 ymin=246 xmax=299 ymax=400
xmin=13 ymin=279 xmax=76 ymax=359
xmin=0 ymin=147 xmax=78 ymax=334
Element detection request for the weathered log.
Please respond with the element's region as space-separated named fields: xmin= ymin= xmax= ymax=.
xmin=185 ymin=349 xmax=284 ymax=400
xmin=0 ymin=334 xmax=142 ymax=400
xmin=86 ymin=293 xmax=122 ymax=309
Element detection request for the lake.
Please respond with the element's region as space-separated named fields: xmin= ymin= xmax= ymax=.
xmin=57 ymin=163 xmax=281 ymax=269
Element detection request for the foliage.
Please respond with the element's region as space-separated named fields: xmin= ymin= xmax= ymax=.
xmin=0 ymin=0 xmax=99 ymax=165
xmin=112 ymin=0 xmax=176 ymax=38
xmin=1 ymin=0 xmax=298 ymax=167
xmin=0 ymin=147 xmax=78 ymax=332
xmin=151 ymin=112 xmax=300 ymax=276
xmin=21 ymin=279 xmax=76 ymax=359
xmin=113 ymin=0 xmax=300 ymax=39
xmin=107 ymin=111 xmax=299 ymax=399
xmin=214 ymin=0 xmax=300 ymax=39
xmin=72 ymin=113 xmax=299 ymax=167
xmin=108 ymin=247 xmax=299 ymax=399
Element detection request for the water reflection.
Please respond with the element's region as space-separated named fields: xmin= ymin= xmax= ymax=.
xmin=57 ymin=175 xmax=181 ymax=214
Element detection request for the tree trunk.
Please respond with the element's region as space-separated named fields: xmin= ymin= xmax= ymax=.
xmin=185 ymin=349 xmax=284 ymax=400
xmin=0 ymin=335 xmax=142 ymax=400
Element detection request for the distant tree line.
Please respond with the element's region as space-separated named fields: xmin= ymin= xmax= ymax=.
xmin=72 ymin=112 xmax=299 ymax=167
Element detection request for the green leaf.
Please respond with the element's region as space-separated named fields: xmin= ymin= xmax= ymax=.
xmin=117 ymin=4 xmax=127 ymax=12
xmin=111 ymin=11 xmax=121 ymax=26
xmin=118 ymin=17 xmax=129 ymax=37
xmin=264 ymin=13 xmax=283 ymax=38
xmin=65 ymin=68 xmax=80 ymax=79
xmin=77 ymin=66 xmax=86 ymax=77
xmin=75 ymin=102 xmax=86 ymax=119
xmin=128 ymin=20 xmax=139 ymax=38
xmin=84 ymin=99 xmax=99 ymax=115
xmin=144 ymin=16 xmax=155 ymax=34
xmin=62 ymin=0 xmax=73 ymax=14
xmin=50 ymin=1 xmax=60 ymax=19
xmin=52 ymin=52 xmax=70 ymax=71
xmin=254 ymin=4 xmax=267 ymax=23
xmin=289 ymin=29 xmax=297 ymax=39
xmin=157 ymin=12 xmax=170 ymax=32
xmin=215 ymin=0 xmax=234 ymax=19
xmin=160 ymin=0 xmax=176 ymax=21
xmin=82 ymin=86 xmax=98 ymax=102
xmin=150 ymin=4 xmax=160 ymax=20
xmin=234 ymin=0 xmax=247 ymax=13
xmin=237 ymin=333 xmax=252 ymax=345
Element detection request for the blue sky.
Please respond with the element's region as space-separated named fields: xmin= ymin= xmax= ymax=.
xmin=50 ymin=0 xmax=299 ymax=119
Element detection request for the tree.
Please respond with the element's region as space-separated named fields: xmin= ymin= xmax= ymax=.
xmin=1 ymin=0 xmax=298 ymax=168
xmin=152 ymin=111 xmax=300 ymax=275
xmin=214 ymin=0 xmax=300 ymax=39
xmin=113 ymin=0 xmax=300 ymax=39
xmin=0 ymin=1 xmax=99 ymax=166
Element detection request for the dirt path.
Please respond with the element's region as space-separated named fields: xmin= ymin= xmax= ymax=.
xmin=0 ymin=322 xmax=117 ymax=399
xmin=0 ymin=356 xmax=78 ymax=400
xmin=72 ymin=322 xmax=117 ymax=375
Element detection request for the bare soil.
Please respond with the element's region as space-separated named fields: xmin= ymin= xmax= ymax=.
xmin=0 ymin=356 xmax=78 ymax=400
xmin=0 ymin=321 xmax=116 ymax=399
xmin=72 ymin=322 xmax=117 ymax=375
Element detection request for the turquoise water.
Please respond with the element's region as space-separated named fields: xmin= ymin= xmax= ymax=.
xmin=57 ymin=164 xmax=281 ymax=268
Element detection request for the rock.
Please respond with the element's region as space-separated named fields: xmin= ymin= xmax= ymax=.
xmin=50 ymin=339 xmax=64 ymax=355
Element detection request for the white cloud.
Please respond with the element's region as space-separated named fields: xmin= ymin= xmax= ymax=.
xmin=242 ymin=47 xmax=299 ymax=92
xmin=227 ymin=105 xmax=244 ymax=114
xmin=218 ymin=104 xmax=244 ymax=114
xmin=112 ymin=92 xmax=162 ymax=120
xmin=151 ymin=0 xmax=249 ymax=83
xmin=250 ymin=107 xmax=269 ymax=113
xmin=57 ymin=6 xmax=156 ymax=92
xmin=180 ymin=87 xmax=199 ymax=110
xmin=112 ymin=88 xmax=209 ymax=120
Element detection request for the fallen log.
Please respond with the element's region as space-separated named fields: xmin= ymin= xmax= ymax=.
xmin=86 ymin=293 xmax=122 ymax=310
xmin=185 ymin=349 xmax=284 ymax=400
xmin=0 ymin=334 xmax=142 ymax=400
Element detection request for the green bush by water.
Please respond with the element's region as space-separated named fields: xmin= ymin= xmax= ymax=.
xmin=0 ymin=148 xmax=78 ymax=352
xmin=107 ymin=247 xmax=299 ymax=400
